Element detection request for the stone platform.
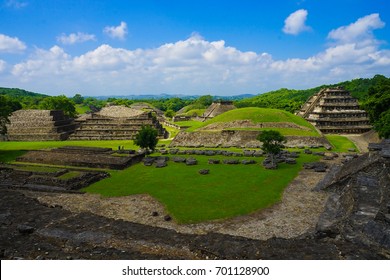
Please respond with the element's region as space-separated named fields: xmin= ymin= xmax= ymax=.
xmin=16 ymin=146 xmax=145 ymax=170
xmin=6 ymin=110 xmax=76 ymax=141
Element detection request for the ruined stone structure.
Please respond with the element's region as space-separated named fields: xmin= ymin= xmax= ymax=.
xmin=69 ymin=105 xmax=167 ymax=140
xmin=17 ymin=146 xmax=145 ymax=170
xmin=170 ymin=130 xmax=331 ymax=148
xmin=315 ymin=139 xmax=390 ymax=249
xmin=6 ymin=110 xmax=76 ymax=141
xmin=297 ymin=87 xmax=372 ymax=134
xmin=201 ymin=101 xmax=236 ymax=120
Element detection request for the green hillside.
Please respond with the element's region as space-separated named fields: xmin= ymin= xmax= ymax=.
xmin=190 ymin=107 xmax=320 ymax=136
xmin=235 ymin=74 xmax=390 ymax=113
xmin=0 ymin=87 xmax=48 ymax=98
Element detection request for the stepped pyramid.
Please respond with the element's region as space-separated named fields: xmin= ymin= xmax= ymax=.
xmin=202 ymin=101 xmax=236 ymax=120
xmin=297 ymin=87 xmax=372 ymax=134
xmin=69 ymin=105 xmax=167 ymax=140
xmin=6 ymin=110 xmax=76 ymax=141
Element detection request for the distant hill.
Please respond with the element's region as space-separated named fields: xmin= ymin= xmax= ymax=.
xmin=235 ymin=75 xmax=390 ymax=113
xmin=0 ymin=87 xmax=48 ymax=98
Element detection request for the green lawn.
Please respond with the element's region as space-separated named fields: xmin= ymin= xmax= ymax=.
xmin=75 ymin=104 xmax=91 ymax=115
xmin=174 ymin=120 xmax=204 ymax=131
xmin=193 ymin=107 xmax=319 ymax=133
xmin=325 ymin=135 xmax=359 ymax=152
xmin=1 ymin=140 xmax=321 ymax=224
xmin=84 ymin=153 xmax=319 ymax=224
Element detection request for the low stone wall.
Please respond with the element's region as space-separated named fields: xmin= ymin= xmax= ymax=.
xmin=169 ymin=130 xmax=330 ymax=148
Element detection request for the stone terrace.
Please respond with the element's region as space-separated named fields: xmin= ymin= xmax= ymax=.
xmin=70 ymin=105 xmax=168 ymax=140
xmin=6 ymin=110 xmax=76 ymax=141
xmin=17 ymin=146 xmax=145 ymax=170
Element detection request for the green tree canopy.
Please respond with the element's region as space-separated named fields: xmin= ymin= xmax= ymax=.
xmin=257 ymin=130 xmax=286 ymax=166
xmin=363 ymin=76 xmax=390 ymax=138
xmin=0 ymin=95 xmax=22 ymax=134
xmin=39 ymin=95 xmax=77 ymax=118
xmin=134 ymin=125 xmax=158 ymax=152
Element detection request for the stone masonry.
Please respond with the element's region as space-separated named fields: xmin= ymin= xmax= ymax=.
xmin=6 ymin=110 xmax=76 ymax=141
xmin=297 ymin=87 xmax=372 ymax=134
xmin=69 ymin=105 xmax=168 ymax=140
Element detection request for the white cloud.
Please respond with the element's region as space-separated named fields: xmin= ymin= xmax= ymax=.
xmin=5 ymin=0 xmax=28 ymax=9
xmin=103 ymin=21 xmax=128 ymax=40
xmin=57 ymin=32 xmax=96 ymax=45
xmin=328 ymin=13 xmax=385 ymax=43
xmin=283 ymin=9 xmax=311 ymax=35
xmin=0 ymin=60 xmax=6 ymax=72
xmin=0 ymin=34 xmax=26 ymax=53
xmin=2 ymin=15 xmax=390 ymax=96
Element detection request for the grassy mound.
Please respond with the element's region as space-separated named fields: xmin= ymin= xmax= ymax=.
xmin=187 ymin=107 xmax=320 ymax=136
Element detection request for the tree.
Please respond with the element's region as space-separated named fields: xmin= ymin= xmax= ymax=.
xmin=0 ymin=95 xmax=22 ymax=134
xmin=363 ymin=76 xmax=390 ymax=138
xmin=257 ymin=130 xmax=286 ymax=167
xmin=72 ymin=93 xmax=84 ymax=104
xmin=39 ymin=95 xmax=77 ymax=118
xmin=134 ymin=125 xmax=158 ymax=152
xmin=164 ymin=109 xmax=175 ymax=118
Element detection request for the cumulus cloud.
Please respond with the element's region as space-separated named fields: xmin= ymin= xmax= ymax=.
xmin=328 ymin=13 xmax=385 ymax=43
xmin=3 ymin=15 xmax=390 ymax=96
xmin=103 ymin=21 xmax=128 ymax=40
xmin=0 ymin=34 xmax=26 ymax=53
xmin=283 ymin=9 xmax=311 ymax=35
xmin=57 ymin=32 xmax=96 ymax=45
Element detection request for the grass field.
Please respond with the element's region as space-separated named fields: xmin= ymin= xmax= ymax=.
xmin=325 ymin=135 xmax=359 ymax=152
xmin=83 ymin=153 xmax=320 ymax=224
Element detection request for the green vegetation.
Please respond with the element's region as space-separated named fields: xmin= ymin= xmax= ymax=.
xmin=75 ymin=104 xmax=91 ymax=115
xmin=134 ymin=126 xmax=158 ymax=151
xmin=362 ymin=75 xmax=390 ymax=138
xmin=190 ymin=107 xmax=320 ymax=136
xmin=174 ymin=120 xmax=204 ymax=131
xmin=39 ymin=95 xmax=77 ymax=118
xmin=235 ymin=75 xmax=390 ymax=113
xmin=325 ymin=135 xmax=358 ymax=152
xmin=84 ymin=152 xmax=320 ymax=223
xmin=257 ymin=130 xmax=286 ymax=166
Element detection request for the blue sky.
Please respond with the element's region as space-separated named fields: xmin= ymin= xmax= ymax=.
xmin=0 ymin=0 xmax=389 ymax=96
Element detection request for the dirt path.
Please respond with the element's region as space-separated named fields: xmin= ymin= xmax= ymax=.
xmin=29 ymin=165 xmax=330 ymax=241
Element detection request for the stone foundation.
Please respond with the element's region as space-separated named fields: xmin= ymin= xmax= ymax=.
xmin=6 ymin=110 xmax=76 ymax=141
xmin=17 ymin=146 xmax=145 ymax=170
xmin=169 ymin=130 xmax=330 ymax=148
xmin=70 ymin=105 xmax=168 ymax=140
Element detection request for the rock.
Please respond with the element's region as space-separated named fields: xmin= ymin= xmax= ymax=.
xmin=151 ymin=211 xmax=159 ymax=217
xmin=241 ymin=159 xmax=256 ymax=165
xmin=264 ymin=163 xmax=277 ymax=169
xmin=223 ymin=159 xmax=240 ymax=164
xmin=243 ymin=150 xmax=255 ymax=157
xmin=194 ymin=150 xmax=205 ymax=155
xmin=313 ymin=152 xmax=325 ymax=156
xmin=304 ymin=149 xmax=312 ymax=154
xmin=172 ymin=157 xmax=186 ymax=163
xmin=381 ymin=149 xmax=390 ymax=158
xmin=314 ymin=166 xmax=327 ymax=172
xmin=285 ymin=158 xmax=297 ymax=164
xmin=325 ymin=145 xmax=332 ymax=151
xmin=253 ymin=151 xmax=264 ymax=157
xmin=198 ymin=169 xmax=210 ymax=175
xmin=160 ymin=149 xmax=168 ymax=155
xmin=288 ymin=152 xmax=299 ymax=158
xmin=208 ymin=159 xmax=220 ymax=164
xmin=155 ymin=161 xmax=167 ymax=168
xmin=348 ymin=148 xmax=356 ymax=152
xmin=298 ymin=145 xmax=305 ymax=149
xmin=169 ymin=149 xmax=179 ymax=155
xmin=17 ymin=224 xmax=35 ymax=234
xmin=0 ymin=212 xmax=12 ymax=226
xmin=323 ymin=156 xmax=334 ymax=161
xmin=164 ymin=215 xmax=172 ymax=221
xmin=204 ymin=150 xmax=216 ymax=156
xmin=185 ymin=157 xmax=197 ymax=165
xmin=143 ymin=157 xmax=155 ymax=166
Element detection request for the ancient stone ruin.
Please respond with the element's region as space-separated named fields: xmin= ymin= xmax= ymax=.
xmin=315 ymin=139 xmax=390 ymax=249
xmin=70 ymin=105 xmax=168 ymax=140
xmin=297 ymin=87 xmax=372 ymax=134
xmin=17 ymin=146 xmax=145 ymax=170
xmin=6 ymin=110 xmax=76 ymax=141
xmin=201 ymin=101 xmax=236 ymax=120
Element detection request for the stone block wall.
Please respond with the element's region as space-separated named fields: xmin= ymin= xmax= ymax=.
xmin=6 ymin=110 xmax=76 ymax=141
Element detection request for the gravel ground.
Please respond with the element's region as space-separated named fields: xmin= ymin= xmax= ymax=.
xmin=28 ymin=167 xmax=329 ymax=240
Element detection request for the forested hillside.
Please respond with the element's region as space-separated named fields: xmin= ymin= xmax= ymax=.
xmin=235 ymin=75 xmax=390 ymax=113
